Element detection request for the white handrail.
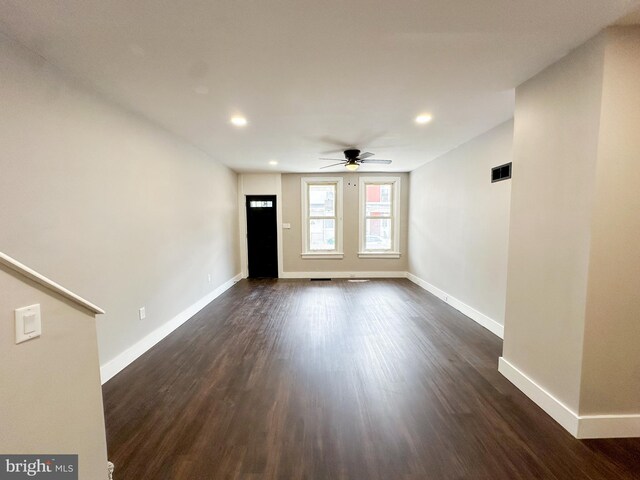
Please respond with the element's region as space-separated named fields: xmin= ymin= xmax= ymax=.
xmin=0 ymin=251 xmax=105 ymax=315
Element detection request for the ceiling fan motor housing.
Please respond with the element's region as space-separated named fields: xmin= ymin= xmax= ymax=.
xmin=344 ymin=149 xmax=361 ymax=160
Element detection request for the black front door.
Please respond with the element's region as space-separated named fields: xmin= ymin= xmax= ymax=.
xmin=246 ymin=195 xmax=278 ymax=278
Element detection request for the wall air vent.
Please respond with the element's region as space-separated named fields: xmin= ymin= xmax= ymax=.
xmin=491 ymin=162 xmax=512 ymax=183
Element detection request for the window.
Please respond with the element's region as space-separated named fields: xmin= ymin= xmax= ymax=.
xmin=301 ymin=177 xmax=343 ymax=258
xmin=249 ymin=200 xmax=273 ymax=208
xmin=359 ymin=177 xmax=401 ymax=258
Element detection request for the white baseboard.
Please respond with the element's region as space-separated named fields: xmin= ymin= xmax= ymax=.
xmin=499 ymin=357 xmax=640 ymax=438
xmin=406 ymin=272 xmax=504 ymax=338
xmin=498 ymin=357 xmax=580 ymax=435
xmin=279 ymin=271 xmax=407 ymax=279
xmin=100 ymin=273 xmax=242 ymax=384
xmin=577 ymin=414 xmax=640 ymax=439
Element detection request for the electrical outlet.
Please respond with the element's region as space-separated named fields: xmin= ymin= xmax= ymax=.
xmin=139 ymin=307 xmax=146 ymax=320
xmin=208 ymin=274 xmax=212 ymax=283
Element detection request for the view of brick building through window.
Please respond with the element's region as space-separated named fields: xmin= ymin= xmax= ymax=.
xmin=364 ymin=183 xmax=392 ymax=250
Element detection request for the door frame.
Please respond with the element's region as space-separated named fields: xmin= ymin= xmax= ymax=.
xmin=238 ymin=174 xmax=284 ymax=279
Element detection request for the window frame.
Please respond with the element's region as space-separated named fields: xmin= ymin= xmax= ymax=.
xmin=358 ymin=176 xmax=401 ymax=259
xmin=301 ymin=177 xmax=344 ymax=259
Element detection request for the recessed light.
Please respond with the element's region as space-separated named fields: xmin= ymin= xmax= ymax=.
xmin=230 ymin=116 xmax=248 ymax=127
xmin=269 ymin=160 xmax=278 ymax=166
xmin=415 ymin=114 xmax=433 ymax=124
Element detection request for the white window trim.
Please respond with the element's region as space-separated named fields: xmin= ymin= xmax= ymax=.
xmin=358 ymin=176 xmax=401 ymax=259
xmin=301 ymin=177 xmax=344 ymax=259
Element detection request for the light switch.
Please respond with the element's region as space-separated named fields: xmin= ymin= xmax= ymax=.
xmin=15 ymin=304 xmax=41 ymax=344
xmin=282 ymin=223 xmax=291 ymax=229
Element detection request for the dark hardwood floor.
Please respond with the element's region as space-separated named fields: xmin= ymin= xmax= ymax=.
xmin=103 ymin=279 xmax=640 ymax=479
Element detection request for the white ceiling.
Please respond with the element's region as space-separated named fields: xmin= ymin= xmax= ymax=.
xmin=0 ymin=0 xmax=638 ymax=173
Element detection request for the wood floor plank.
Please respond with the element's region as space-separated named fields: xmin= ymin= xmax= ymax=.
xmin=103 ymin=279 xmax=640 ymax=479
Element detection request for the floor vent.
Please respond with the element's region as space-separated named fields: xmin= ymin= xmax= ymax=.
xmin=310 ymin=278 xmax=332 ymax=281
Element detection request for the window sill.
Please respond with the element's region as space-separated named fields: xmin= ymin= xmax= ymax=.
xmin=357 ymin=252 xmax=401 ymax=259
xmin=301 ymin=252 xmax=344 ymax=260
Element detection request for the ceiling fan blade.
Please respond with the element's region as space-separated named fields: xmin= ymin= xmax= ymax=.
xmin=318 ymin=136 xmax=354 ymax=148
xmin=358 ymin=152 xmax=375 ymax=160
xmin=363 ymin=144 xmax=404 ymax=150
xmin=320 ymin=147 xmax=350 ymax=155
xmin=357 ymin=130 xmax=387 ymax=147
xmin=320 ymin=162 xmax=346 ymax=169
xmin=319 ymin=158 xmax=345 ymax=161
xmin=360 ymin=159 xmax=392 ymax=164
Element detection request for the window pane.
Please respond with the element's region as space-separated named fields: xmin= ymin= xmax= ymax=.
xmin=365 ymin=184 xmax=392 ymax=216
xmin=309 ymin=219 xmax=335 ymax=250
xmin=365 ymin=218 xmax=392 ymax=250
xmin=309 ymin=185 xmax=335 ymax=217
xmin=249 ymin=200 xmax=273 ymax=208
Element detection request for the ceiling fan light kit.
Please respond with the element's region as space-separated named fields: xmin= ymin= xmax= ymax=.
xmin=345 ymin=161 xmax=359 ymax=171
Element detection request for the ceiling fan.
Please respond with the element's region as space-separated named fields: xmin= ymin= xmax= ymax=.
xmin=320 ymin=149 xmax=392 ymax=171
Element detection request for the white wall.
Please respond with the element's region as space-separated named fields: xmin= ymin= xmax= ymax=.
xmin=238 ymin=174 xmax=283 ymax=277
xmin=502 ymin=27 xmax=640 ymax=436
xmin=408 ymin=120 xmax=513 ymax=329
xmin=580 ymin=27 xmax=640 ymax=415
xmin=503 ymin=35 xmax=605 ymax=413
xmin=0 ymin=36 xmax=240 ymax=370
xmin=281 ymin=172 xmax=409 ymax=275
xmin=0 ymin=265 xmax=109 ymax=479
